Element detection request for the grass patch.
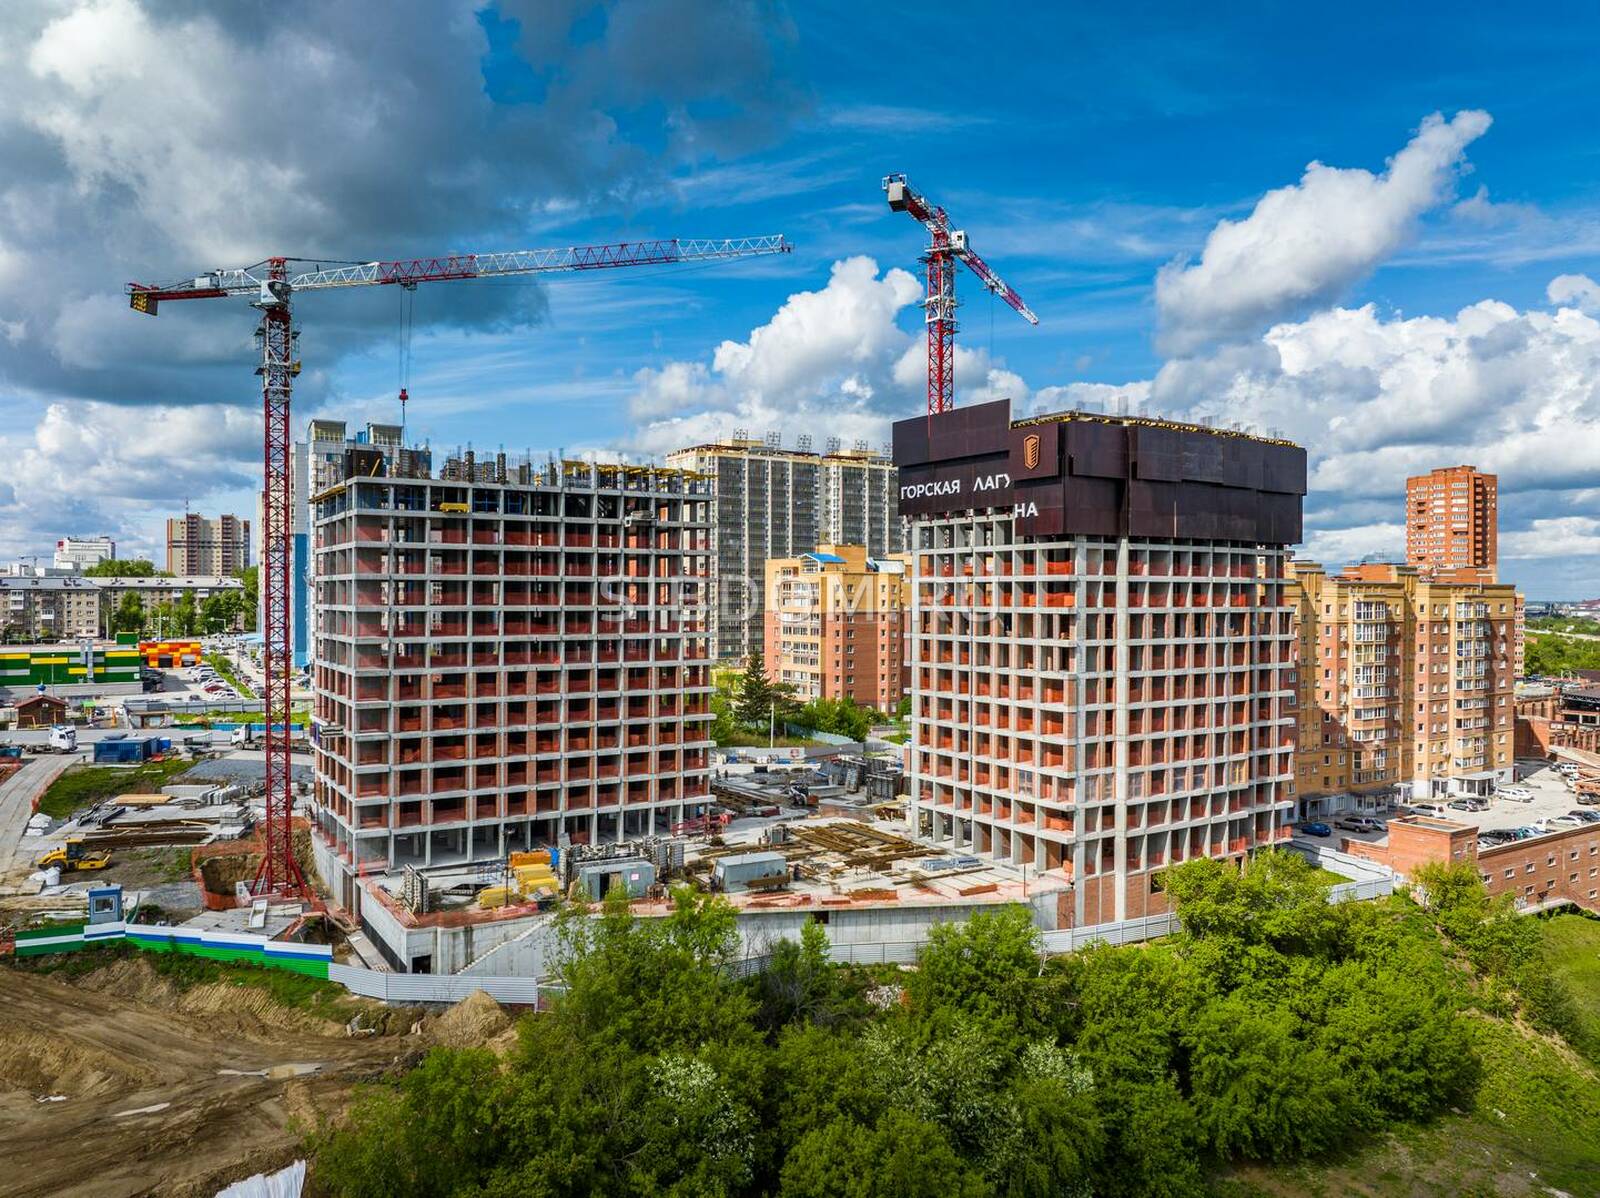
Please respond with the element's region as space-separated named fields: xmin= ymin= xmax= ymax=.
xmin=169 ymin=706 xmax=306 ymax=727
xmin=1540 ymin=911 xmax=1600 ymax=1059
xmin=205 ymin=652 xmax=255 ymax=699
xmin=715 ymin=730 xmax=821 ymax=749
xmin=1218 ymin=1015 xmax=1600 ymax=1197
xmin=9 ymin=941 xmax=350 ymax=1013
xmin=36 ymin=757 xmax=192 ymax=819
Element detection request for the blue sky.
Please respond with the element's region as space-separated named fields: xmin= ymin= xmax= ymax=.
xmin=2 ymin=2 xmax=1600 ymax=595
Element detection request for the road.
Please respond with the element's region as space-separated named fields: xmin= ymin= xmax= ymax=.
xmin=1526 ymin=627 xmax=1600 ymax=642
xmin=0 ymin=754 xmax=84 ymax=890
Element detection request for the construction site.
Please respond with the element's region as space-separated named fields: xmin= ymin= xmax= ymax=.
xmin=319 ymin=755 xmax=1070 ymax=978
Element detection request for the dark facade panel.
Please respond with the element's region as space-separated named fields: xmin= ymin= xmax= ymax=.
xmin=894 ymin=401 xmax=1305 ymax=546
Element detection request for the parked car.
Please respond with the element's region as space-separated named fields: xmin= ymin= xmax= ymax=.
xmin=1334 ymin=815 xmax=1385 ymax=833
xmin=1496 ymin=786 xmax=1533 ymax=801
xmin=1478 ymin=829 xmax=1517 ymax=846
xmin=1298 ymin=821 xmax=1333 ymax=838
xmin=1447 ymin=798 xmax=1489 ymax=813
xmin=1568 ymin=810 xmax=1600 ymax=824
xmin=1543 ymin=816 xmax=1585 ymax=830
xmin=1511 ymin=826 xmax=1544 ymax=840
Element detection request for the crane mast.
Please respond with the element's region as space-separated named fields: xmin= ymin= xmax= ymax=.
xmin=882 ymin=174 xmax=1037 ymax=414
xmin=128 ymin=235 xmax=790 ymax=899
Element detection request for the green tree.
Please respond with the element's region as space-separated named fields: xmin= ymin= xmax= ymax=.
xmin=793 ymin=696 xmax=873 ymax=741
xmin=84 ymin=557 xmax=166 ymax=577
xmin=111 ymin=591 xmax=145 ymax=635
xmin=734 ymin=650 xmax=785 ymax=728
xmin=779 ymin=1110 xmax=990 ymax=1198
xmin=751 ymin=919 xmax=842 ymax=1033
xmin=173 ymin=589 xmax=198 ymax=636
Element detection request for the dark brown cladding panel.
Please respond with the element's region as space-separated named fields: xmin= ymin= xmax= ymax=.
xmin=891 ymin=398 xmax=1012 ymax=468
xmin=892 ymin=400 xmax=1306 ymax=545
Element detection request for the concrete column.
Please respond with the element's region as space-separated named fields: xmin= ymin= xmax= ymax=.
xmin=1071 ymin=536 xmax=1089 ymax=929
xmin=1111 ymin=536 xmax=1131 ymax=923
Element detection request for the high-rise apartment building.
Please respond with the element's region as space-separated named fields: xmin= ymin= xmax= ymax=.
xmin=664 ymin=438 xmax=901 ymax=661
xmin=1289 ymin=560 xmax=1516 ymax=811
xmin=53 ymin=536 xmax=115 ymax=572
xmin=1405 ymin=465 xmax=1497 ymax=579
xmin=309 ymin=457 xmax=714 ymax=908
xmin=166 ymin=513 xmax=250 ymax=576
xmin=763 ymin=544 xmax=909 ymax=711
xmin=895 ymin=401 xmax=1306 ymax=927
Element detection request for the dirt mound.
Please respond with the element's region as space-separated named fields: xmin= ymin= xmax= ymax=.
xmin=0 ymin=1025 xmax=157 ymax=1097
xmin=74 ymin=954 xmax=184 ymax=1007
xmin=432 ymin=990 xmax=510 ymax=1047
xmin=75 ymin=955 xmax=349 ymax=1038
xmin=177 ymin=982 xmax=348 ymax=1038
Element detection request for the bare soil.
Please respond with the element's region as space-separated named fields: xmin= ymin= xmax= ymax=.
xmin=0 ymin=962 xmax=417 ymax=1198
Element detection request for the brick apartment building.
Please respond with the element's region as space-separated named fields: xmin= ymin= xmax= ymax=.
xmin=1405 ymin=465 xmax=1497 ymax=579
xmin=763 ymin=544 xmax=909 ymax=711
xmin=894 ymin=400 xmax=1305 ymax=927
xmin=309 ymin=455 xmax=714 ymax=907
xmin=1354 ymin=814 xmax=1600 ymax=913
xmin=1289 ymin=560 xmax=1516 ymax=812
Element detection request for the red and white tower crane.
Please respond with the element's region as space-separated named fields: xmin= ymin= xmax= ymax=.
xmin=127 ymin=235 xmax=790 ymax=898
xmin=883 ymin=174 xmax=1038 ymax=414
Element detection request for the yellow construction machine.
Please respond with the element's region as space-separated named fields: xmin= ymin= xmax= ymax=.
xmin=35 ymin=837 xmax=111 ymax=873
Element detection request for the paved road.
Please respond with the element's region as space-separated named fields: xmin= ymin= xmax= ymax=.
xmin=1526 ymin=627 xmax=1600 ymax=642
xmin=0 ymin=752 xmax=83 ymax=888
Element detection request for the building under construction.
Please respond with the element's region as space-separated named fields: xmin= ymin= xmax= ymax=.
xmin=309 ymin=452 xmax=715 ymax=910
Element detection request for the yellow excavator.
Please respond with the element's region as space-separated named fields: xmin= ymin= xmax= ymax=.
xmin=36 ymin=837 xmax=111 ymax=873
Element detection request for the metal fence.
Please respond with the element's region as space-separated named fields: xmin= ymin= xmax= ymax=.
xmin=329 ymin=962 xmax=546 ymax=1006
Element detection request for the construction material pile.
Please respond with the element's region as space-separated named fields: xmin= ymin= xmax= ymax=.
xmin=478 ymin=849 xmax=558 ymax=909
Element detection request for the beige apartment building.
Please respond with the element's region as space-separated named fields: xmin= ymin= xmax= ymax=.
xmin=1290 ymin=560 xmax=1516 ymax=813
xmin=762 ymin=544 xmax=908 ymax=712
xmin=1405 ymin=465 xmax=1497 ymax=579
xmin=166 ymin=513 xmax=250 ymax=576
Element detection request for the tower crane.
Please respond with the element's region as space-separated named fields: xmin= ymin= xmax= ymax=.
xmin=882 ymin=175 xmax=1037 ymax=415
xmin=127 ymin=235 xmax=791 ymax=898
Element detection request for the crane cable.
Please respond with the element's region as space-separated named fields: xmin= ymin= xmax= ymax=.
xmin=398 ymin=284 xmax=416 ymax=437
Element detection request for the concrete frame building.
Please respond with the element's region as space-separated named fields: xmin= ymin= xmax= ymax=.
xmin=763 ymin=544 xmax=909 ymax=711
xmin=166 ymin=513 xmax=250 ymax=576
xmin=894 ymin=400 xmax=1306 ymax=927
xmin=281 ymin=420 xmax=424 ymax=668
xmin=53 ymin=536 xmax=115 ymax=572
xmin=1405 ymin=465 xmax=1497 ymax=580
xmin=309 ymin=456 xmax=714 ymax=909
xmin=665 ymin=438 xmax=902 ymax=662
xmin=1289 ymin=560 xmax=1516 ymax=810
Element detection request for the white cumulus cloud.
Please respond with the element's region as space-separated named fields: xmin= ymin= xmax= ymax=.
xmin=1155 ymin=110 xmax=1491 ymax=355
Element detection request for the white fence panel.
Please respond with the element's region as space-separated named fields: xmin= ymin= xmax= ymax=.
xmin=329 ymin=962 xmax=543 ymax=1006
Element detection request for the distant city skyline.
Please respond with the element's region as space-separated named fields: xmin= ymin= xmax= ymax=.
xmin=2 ymin=4 xmax=1600 ymax=594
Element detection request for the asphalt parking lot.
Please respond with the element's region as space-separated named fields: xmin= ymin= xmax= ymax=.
xmin=1308 ymin=764 xmax=1590 ymax=848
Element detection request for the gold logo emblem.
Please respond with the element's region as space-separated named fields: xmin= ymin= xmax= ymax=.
xmin=1022 ymin=433 xmax=1041 ymax=470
